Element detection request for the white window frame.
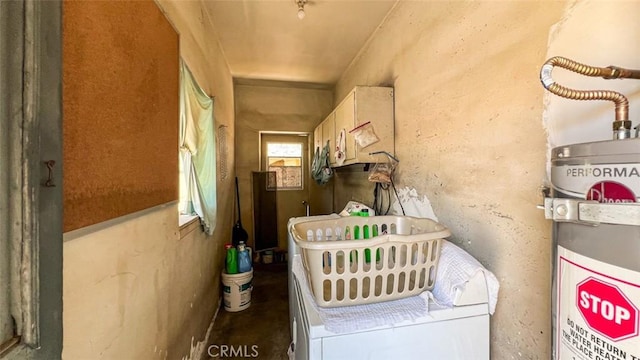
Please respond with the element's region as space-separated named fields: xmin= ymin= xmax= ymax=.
xmin=266 ymin=142 xmax=304 ymax=191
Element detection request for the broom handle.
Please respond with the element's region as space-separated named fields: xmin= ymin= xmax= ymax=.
xmin=235 ymin=177 xmax=242 ymax=224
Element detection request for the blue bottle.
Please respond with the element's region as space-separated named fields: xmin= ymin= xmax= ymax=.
xmin=237 ymin=241 xmax=252 ymax=273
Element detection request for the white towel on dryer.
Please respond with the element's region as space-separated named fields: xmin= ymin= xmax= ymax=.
xmin=432 ymin=240 xmax=500 ymax=314
xmin=292 ymin=256 xmax=429 ymax=334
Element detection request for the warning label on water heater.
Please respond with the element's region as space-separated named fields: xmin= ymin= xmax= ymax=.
xmin=556 ymin=247 xmax=640 ymax=360
xmin=552 ymin=164 xmax=640 ymax=202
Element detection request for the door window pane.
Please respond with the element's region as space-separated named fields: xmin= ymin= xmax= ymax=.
xmin=266 ymin=143 xmax=303 ymax=190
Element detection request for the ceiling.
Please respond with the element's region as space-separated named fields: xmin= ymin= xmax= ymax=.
xmin=202 ymin=0 xmax=398 ymax=85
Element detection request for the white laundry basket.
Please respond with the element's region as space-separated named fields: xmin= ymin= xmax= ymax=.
xmin=290 ymin=215 xmax=449 ymax=307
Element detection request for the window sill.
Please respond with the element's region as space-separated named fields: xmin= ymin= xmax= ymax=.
xmin=179 ymin=214 xmax=198 ymax=227
xmin=179 ymin=214 xmax=200 ymax=238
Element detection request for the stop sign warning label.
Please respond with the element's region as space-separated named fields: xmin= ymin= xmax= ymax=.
xmin=577 ymin=278 xmax=638 ymax=342
xmin=557 ymin=247 xmax=640 ymax=360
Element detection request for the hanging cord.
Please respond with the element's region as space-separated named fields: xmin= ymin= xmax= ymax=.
xmin=369 ymin=151 xmax=404 ymax=215
xmin=369 ymin=151 xmax=400 ymax=215
xmin=373 ymin=182 xmax=381 ymax=215
xmin=390 ymin=177 xmax=405 ymax=216
xmin=372 ymin=182 xmax=392 ymax=215
xmin=383 ymin=183 xmax=391 ymax=215
xmin=373 ymin=183 xmax=383 ymax=215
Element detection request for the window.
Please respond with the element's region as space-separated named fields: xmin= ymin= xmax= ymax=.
xmin=178 ymin=153 xmax=198 ymax=226
xmin=178 ymin=59 xmax=217 ymax=233
xmin=266 ymin=142 xmax=303 ymax=190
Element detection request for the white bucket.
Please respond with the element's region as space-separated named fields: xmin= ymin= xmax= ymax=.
xmin=222 ymin=269 xmax=253 ymax=312
xmin=262 ymin=250 xmax=273 ymax=264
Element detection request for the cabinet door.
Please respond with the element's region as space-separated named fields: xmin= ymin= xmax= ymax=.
xmin=321 ymin=113 xmax=335 ymax=165
xmin=313 ymin=125 xmax=322 ymax=154
xmin=334 ymin=91 xmax=356 ymax=162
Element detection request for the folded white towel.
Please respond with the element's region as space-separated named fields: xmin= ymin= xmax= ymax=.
xmin=432 ymin=240 xmax=500 ymax=314
xmin=292 ymin=256 xmax=429 ymax=334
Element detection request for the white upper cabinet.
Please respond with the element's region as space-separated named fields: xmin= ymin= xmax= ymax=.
xmin=313 ymin=86 xmax=394 ymax=167
xmin=322 ymin=112 xmax=336 ymax=165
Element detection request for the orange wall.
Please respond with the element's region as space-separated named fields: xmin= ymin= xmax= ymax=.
xmin=63 ymin=0 xmax=179 ymax=231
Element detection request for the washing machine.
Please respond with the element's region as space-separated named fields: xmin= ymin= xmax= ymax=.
xmin=287 ymin=215 xmax=493 ymax=360
xmin=288 ymin=214 xmax=341 ymax=336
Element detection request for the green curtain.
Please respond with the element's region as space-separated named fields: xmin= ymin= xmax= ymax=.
xmin=179 ymin=59 xmax=217 ymax=234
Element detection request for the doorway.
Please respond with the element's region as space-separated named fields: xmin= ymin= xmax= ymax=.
xmin=0 ymin=1 xmax=62 ymax=358
xmin=259 ymin=133 xmax=310 ymax=251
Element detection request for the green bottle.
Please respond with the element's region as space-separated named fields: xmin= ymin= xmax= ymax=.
xmin=226 ymin=247 xmax=238 ymax=274
xmin=350 ymin=226 xmax=360 ymax=264
xmin=363 ymin=225 xmax=371 ymax=263
xmin=371 ymin=225 xmax=380 ymax=262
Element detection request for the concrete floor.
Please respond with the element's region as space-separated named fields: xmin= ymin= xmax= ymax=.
xmin=207 ymin=262 xmax=290 ymax=360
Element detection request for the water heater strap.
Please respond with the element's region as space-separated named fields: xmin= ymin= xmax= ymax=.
xmin=579 ymin=202 xmax=640 ymax=226
xmin=544 ymin=198 xmax=640 ymax=226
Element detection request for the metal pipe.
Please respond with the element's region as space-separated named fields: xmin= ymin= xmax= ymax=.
xmin=540 ymin=56 xmax=640 ymax=140
xmin=368 ymin=150 xmax=399 ymax=163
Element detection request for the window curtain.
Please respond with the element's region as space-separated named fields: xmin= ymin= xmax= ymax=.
xmin=179 ymin=59 xmax=217 ymax=234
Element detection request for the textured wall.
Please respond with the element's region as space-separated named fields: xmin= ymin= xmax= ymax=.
xmin=155 ymin=0 xmax=237 ymax=358
xmin=62 ymin=0 xmax=179 ymax=232
xmin=64 ymin=205 xmax=225 ymax=359
xmin=64 ymin=205 xmax=176 ymax=359
xmin=63 ymin=0 xmax=235 ymax=358
xmin=234 ymin=83 xmax=333 ymax=249
xmin=335 ymin=2 xmax=567 ymax=358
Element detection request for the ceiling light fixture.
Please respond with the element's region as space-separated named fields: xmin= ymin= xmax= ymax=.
xmin=296 ymin=0 xmax=307 ymax=20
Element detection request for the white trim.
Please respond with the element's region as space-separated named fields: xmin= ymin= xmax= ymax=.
xmin=259 ymin=131 xmax=310 ymax=135
xmin=179 ymin=214 xmax=199 ymax=227
xmin=258 ymin=131 xmax=310 ymax=176
xmin=63 ymin=201 xmax=179 ymax=242
xmin=190 ymin=297 xmax=222 ymax=360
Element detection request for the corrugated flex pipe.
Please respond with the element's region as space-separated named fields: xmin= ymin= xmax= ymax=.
xmin=540 ymin=56 xmax=640 ymax=139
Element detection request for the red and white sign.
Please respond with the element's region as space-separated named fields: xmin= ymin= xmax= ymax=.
xmin=587 ymin=181 xmax=637 ymax=203
xmin=556 ymin=247 xmax=640 ymax=360
xmin=576 ymin=277 xmax=639 ymax=341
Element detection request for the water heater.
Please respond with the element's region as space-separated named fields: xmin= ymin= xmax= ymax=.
xmin=548 ymin=139 xmax=640 ymax=359
xmin=540 ymin=57 xmax=640 ymax=359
